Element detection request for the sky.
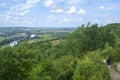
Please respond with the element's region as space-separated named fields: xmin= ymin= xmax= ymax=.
xmin=0 ymin=0 xmax=120 ymax=27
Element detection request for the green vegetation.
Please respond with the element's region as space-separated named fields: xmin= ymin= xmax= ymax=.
xmin=0 ymin=27 xmax=73 ymax=46
xmin=0 ymin=23 xmax=120 ymax=80
xmin=0 ymin=37 xmax=5 ymax=42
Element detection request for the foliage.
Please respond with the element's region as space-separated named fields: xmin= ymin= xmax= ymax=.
xmin=73 ymin=50 xmax=110 ymax=80
xmin=0 ymin=45 xmax=38 ymax=80
xmin=0 ymin=23 xmax=120 ymax=80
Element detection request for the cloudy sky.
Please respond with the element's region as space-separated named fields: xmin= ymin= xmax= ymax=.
xmin=0 ymin=0 xmax=120 ymax=27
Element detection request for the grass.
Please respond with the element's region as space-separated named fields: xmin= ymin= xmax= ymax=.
xmin=38 ymin=34 xmax=52 ymax=41
xmin=51 ymin=40 xmax=64 ymax=46
xmin=0 ymin=37 xmax=5 ymax=42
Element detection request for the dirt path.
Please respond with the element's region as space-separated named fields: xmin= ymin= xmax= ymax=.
xmin=110 ymin=68 xmax=120 ymax=80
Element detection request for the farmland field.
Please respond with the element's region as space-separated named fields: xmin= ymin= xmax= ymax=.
xmin=0 ymin=37 xmax=5 ymax=42
xmin=0 ymin=27 xmax=75 ymax=46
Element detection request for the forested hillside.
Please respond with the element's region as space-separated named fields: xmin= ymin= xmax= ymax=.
xmin=0 ymin=23 xmax=120 ymax=80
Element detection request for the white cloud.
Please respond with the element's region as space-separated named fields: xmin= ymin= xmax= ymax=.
xmin=0 ymin=14 xmax=5 ymax=17
xmin=47 ymin=15 xmax=58 ymax=23
xmin=0 ymin=13 xmax=12 ymax=23
xmin=11 ymin=0 xmax=41 ymax=11
xmin=13 ymin=17 xmax=19 ymax=20
xmin=33 ymin=17 xmax=37 ymax=21
xmin=66 ymin=6 xmax=86 ymax=15
xmin=17 ymin=10 xmax=30 ymax=16
xmin=99 ymin=6 xmax=105 ymax=10
xmin=44 ymin=0 xmax=55 ymax=8
xmin=59 ymin=18 xmax=79 ymax=25
xmin=0 ymin=3 xmax=6 ymax=7
xmin=9 ymin=0 xmax=41 ymax=17
xmin=77 ymin=9 xmax=86 ymax=14
xmin=43 ymin=0 xmax=83 ymax=8
xmin=79 ymin=18 xmax=83 ymax=21
xmin=48 ymin=15 xmax=56 ymax=20
xmin=99 ymin=5 xmax=115 ymax=10
xmin=63 ymin=18 xmax=72 ymax=22
xmin=23 ymin=20 xmax=31 ymax=24
xmin=51 ymin=8 xmax=64 ymax=13
xmin=106 ymin=6 xmax=115 ymax=10
xmin=67 ymin=6 xmax=77 ymax=14
xmin=49 ymin=15 xmax=54 ymax=18
xmin=60 ymin=18 xmax=74 ymax=23
xmin=68 ymin=0 xmax=82 ymax=4
xmin=1 ymin=14 xmax=13 ymax=22
xmin=59 ymin=17 xmax=84 ymax=25
xmin=6 ymin=15 xmax=12 ymax=21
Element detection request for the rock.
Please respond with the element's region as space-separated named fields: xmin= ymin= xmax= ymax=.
xmin=116 ymin=63 xmax=120 ymax=72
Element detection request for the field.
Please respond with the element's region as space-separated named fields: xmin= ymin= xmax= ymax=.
xmin=0 ymin=27 xmax=75 ymax=46
xmin=0 ymin=37 xmax=5 ymax=42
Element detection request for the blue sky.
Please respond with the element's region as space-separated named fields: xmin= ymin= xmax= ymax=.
xmin=0 ymin=0 xmax=120 ymax=27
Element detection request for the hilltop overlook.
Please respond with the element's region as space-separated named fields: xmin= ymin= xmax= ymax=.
xmin=0 ymin=23 xmax=120 ymax=80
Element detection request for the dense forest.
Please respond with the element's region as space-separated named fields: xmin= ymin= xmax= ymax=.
xmin=0 ymin=23 xmax=120 ymax=80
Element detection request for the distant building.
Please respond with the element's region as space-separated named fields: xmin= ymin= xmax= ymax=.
xmin=30 ymin=34 xmax=36 ymax=38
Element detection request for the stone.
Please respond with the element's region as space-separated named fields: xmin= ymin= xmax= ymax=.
xmin=116 ymin=63 xmax=120 ymax=72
